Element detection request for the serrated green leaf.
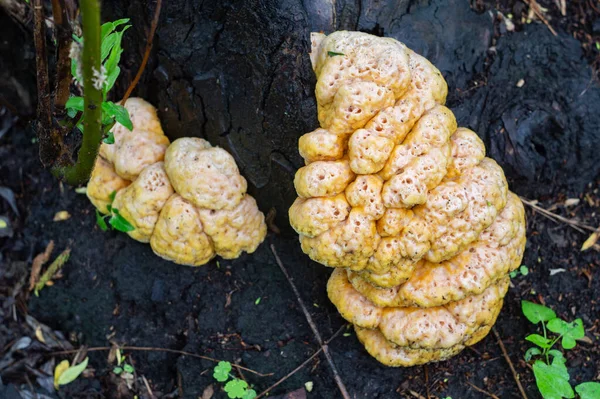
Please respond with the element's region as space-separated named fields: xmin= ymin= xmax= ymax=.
xmin=533 ymin=360 xmax=574 ymax=399
xmin=213 ymin=361 xmax=231 ymax=382
xmin=525 ymin=347 xmax=542 ymax=361
xmin=96 ymin=209 xmax=108 ymax=231
xmin=575 ymin=382 xmax=600 ymax=399
xmin=225 ymin=379 xmax=249 ymax=399
xmin=109 ymin=209 xmax=135 ymax=232
xmin=102 ymin=102 xmax=133 ymax=131
xmin=57 ymin=357 xmax=89 ymax=386
xmin=526 ymin=334 xmax=553 ymax=349
xmin=65 ymin=96 xmax=84 ymax=112
xmin=522 ymin=300 xmax=557 ymax=324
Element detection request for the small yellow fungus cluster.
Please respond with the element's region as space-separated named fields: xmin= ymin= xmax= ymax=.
xmin=87 ymin=98 xmax=267 ymax=266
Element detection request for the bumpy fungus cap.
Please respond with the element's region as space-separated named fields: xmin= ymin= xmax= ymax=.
xmin=87 ymin=98 xmax=267 ymax=266
xmin=291 ymin=32 xmax=526 ymax=366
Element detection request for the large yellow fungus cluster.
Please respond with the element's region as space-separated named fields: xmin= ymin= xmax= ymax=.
xmin=87 ymin=98 xmax=267 ymax=266
xmin=290 ymin=31 xmax=526 ymax=366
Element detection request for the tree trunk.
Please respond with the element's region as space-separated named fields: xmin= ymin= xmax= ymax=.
xmin=3 ymin=0 xmax=600 ymax=231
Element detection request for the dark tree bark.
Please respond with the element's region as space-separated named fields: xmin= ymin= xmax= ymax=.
xmin=2 ymin=0 xmax=600 ymax=231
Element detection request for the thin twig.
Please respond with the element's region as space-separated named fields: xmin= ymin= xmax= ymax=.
xmin=522 ymin=0 xmax=557 ymax=36
xmin=492 ymin=328 xmax=528 ymax=399
xmin=520 ymin=196 xmax=600 ymax=251
xmin=141 ymin=374 xmax=155 ymax=399
xmin=50 ymin=0 xmax=73 ymax=111
xmin=255 ymin=325 xmax=346 ymax=399
xmin=520 ymin=197 xmax=596 ymax=233
xmin=33 ymin=0 xmax=56 ymax=167
xmin=270 ymin=244 xmax=351 ymax=399
xmin=121 ymin=0 xmax=162 ymax=103
xmin=466 ymin=381 xmax=501 ymax=399
xmin=49 ymin=346 xmax=272 ymax=377
xmin=424 ymin=365 xmax=431 ymax=399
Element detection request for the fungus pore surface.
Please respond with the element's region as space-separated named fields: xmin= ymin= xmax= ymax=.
xmin=291 ymin=31 xmax=526 ymax=366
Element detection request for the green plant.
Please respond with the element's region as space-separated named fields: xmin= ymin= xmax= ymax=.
xmin=96 ymin=190 xmax=134 ymax=233
xmin=510 ymin=265 xmax=529 ymax=278
xmin=213 ymin=361 xmax=257 ymax=399
xmin=113 ymin=348 xmax=135 ymax=376
xmin=66 ymin=18 xmax=133 ymax=143
xmin=521 ymin=300 xmax=600 ymax=399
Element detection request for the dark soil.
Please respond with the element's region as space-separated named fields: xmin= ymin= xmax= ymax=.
xmin=1 ymin=0 xmax=600 ymax=398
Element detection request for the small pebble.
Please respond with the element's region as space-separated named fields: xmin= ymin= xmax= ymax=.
xmin=516 ymin=79 xmax=525 ymax=88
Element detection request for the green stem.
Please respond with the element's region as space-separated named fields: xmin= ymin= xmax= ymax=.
xmin=54 ymin=0 xmax=102 ymax=185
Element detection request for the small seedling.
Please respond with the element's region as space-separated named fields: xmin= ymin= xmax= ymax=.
xmin=96 ymin=190 xmax=134 ymax=233
xmin=53 ymin=357 xmax=89 ymax=389
xmin=66 ymin=19 xmax=133 ymax=141
xmin=255 ymin=297 xmax=261 ymax=305
xmin=510 ymin=265 xmax=529 ymax=278
xmin=521 ymin=300 xmax=600 ymax=399
xmin=213 ymin=361 xmax=257 ymax=399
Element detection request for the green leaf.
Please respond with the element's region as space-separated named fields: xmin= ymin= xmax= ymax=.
xmin=101 ymin=18 xmax=130 ymax=41
xmin=113 ymin=367 xmax=123 ymax=375
xmin=242 ymin=389 xmax=257 ymax=399
xmin=510 ymin=270 xmax=518 ymax=278
xmin=123 ymin=364 xmax=134 ymax=373
xmin=548 ymin=350 xmax=566 ymax=363
xmin=522 ymin=300 xmax=557 ymax=324
xmin=103 ymin=26 xmax=130 ymax=95
xmin=65 ymin=96 xmax=84 ymax=112
xmin=525 ymin=347 xmax=542 ymax=361
xmin=520 ymin=265 xmax=529 ymax=276
xmin=109 ymin=209 xmax=135 ymax=232
xmin=547 ymin=318 xmax=570 ymax=335
xmin=102 ymin=102 xmax=133 ymax=131
xmin=57 ymin=357 xmax=89 ymax=386
xmin=213 ymin=361 xmax=232 ymax=382
xmin=96 ymin=209 xmax=108 ymax=231
xmin=532 ymin=360 xmax=574 ymax=399
xmin=548 ymin=318 xmax=584 ymax=350
xmin=224 ymin=379 xmax=249 ymax=399
xmin=101 ymin=33 xmax=118 ymax=62
xmin=255 ymin=297 xmax=261 ymax=305
xmin=108 ymin=190 xmax=117 ymax=203
xmin=104 ymin=66 xmax=121 ymax=96
xmin=327 ymin=51 xmax=345 ymax=56
xmin=103 ymin=131 xmax=115 ymax=144
xmin=526 ymin=334 xmax=553 ymax=349
xmin=575 ymin=382 xmax=600 ymax=399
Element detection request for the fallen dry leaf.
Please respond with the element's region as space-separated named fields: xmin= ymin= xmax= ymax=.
xmin=581 ymin=231 xmax=599 ymax=251
xmin=564 ymin=198 xmax=580 ymax=207
xmin=53 ymin=211 xmax=71 ymax=221
xmin=29 ymin=241 xmax=55 ymax=291
xmin=201 ymin=384 xmax=214 ymax=399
